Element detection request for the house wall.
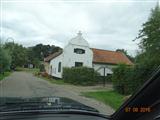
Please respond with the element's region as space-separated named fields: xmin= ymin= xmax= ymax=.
xmin=93 ymin=63 xmax=117 ymax=76
xmin=49 ymin=54 xmax=63 ymax=78
xmin=49 ymin=42 xmax=93 ymax=78
xmin=44 ymin=62 xmax=50 ymax=74
xmin=62 ymin=44 xmax=93 ymax=68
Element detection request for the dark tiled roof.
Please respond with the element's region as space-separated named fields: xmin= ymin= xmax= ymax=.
xmin=44 ymin=50 xmax=63 ymax=62
xmin=92 ymin=48 xmax=133 ymax=65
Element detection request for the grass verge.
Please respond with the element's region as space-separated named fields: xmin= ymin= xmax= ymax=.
xmin=35 ymin=74 xmax=68 ymax=85
xmin=16 ymin=67 xmax=39 ymax=73
xmin=0 ymin=72 xmax=11 ymax=81
xmin=82 ymin=90 xmax=125 ymax=110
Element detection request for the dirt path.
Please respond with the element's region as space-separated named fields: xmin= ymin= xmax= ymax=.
xmin=0 ymin=72 xmax=115 ymax=115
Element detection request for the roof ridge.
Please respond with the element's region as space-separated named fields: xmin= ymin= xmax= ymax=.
xmin=91 ymin=48 xmax=119 ymax=53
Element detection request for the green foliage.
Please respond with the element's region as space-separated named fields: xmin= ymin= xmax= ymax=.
xmin=31 ymin=44 xmax=62 ymax=61
xmin=27 ymin=48 xmax=40 ymax=68
xmin=0 ymin=47 xmax=11 ymax=73
xmin=112 ymin=64 xmax=131 ymax=95
xmin=126 ymin=4 xmax=160 ymax=93
xmin=112 ymin=4 xmax=160 ymax=95
xmin=136 ymin=4 xmax=160 ymax=68
xmin=2 ymin=42 xmax=61 ymax=69
xmin=0 ymin=72 xmax=11 ymax=81
xmin=112 ymin=63 xmax=155 ymax=95
xmin=39 ymin=64 xmax=45 ymax=72
xmin=105 ymin=74 xmax=112 ymax=83
xmin=63 ymin=67 xmax=100 ymax=86
xmin=4 ymin=42 xmax=27 ymax=68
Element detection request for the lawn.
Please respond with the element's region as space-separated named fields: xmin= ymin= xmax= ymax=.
xmin=16 ymin=67 xmax=39 ymax=73
xmin=0 ymin=72 xmax=11 ymax=81
xmin=82 ymin=90 xmax=125 ymax=110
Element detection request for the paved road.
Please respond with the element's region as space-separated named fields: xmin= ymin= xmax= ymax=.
xmin=0 ymin=72 xmax=114 ymax=115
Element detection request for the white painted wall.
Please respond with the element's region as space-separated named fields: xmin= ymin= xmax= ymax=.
xmin=93 ymin=63 xmax=116 ymax=76
xmin=63 ymin=44 xmax=93 ymax=68
xmin=49 ymin=54 xmax=63 ymax=78
xmin=49 ymin=32 xmax=93 ymax=78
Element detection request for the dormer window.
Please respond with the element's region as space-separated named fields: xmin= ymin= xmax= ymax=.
xmin=74 ymin=48 xmax=85 ymax=54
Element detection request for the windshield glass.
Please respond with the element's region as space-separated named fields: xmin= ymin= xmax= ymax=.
xmin=0 ymin=0 xmax=160 ymax=116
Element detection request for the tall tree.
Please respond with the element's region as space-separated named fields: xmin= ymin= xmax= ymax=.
xmin=116 ymin=49 xmax=134 ymax=62
xmin=135 ymin=4 xmax=160 ymax=68
xmin=31 ymin=44 xmax=62 ymax=61
xmin=0 ymin=46 xmax=11 ymax=73
xmin=4 ymin=42 xmax=28 ymax=68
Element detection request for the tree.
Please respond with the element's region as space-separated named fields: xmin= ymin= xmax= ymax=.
xmin=135 ymin=4 xmax=160 ymax=68
xmin=31 ymin=44 xmax=62 ymax=61
xmin=4 ymin=42 xmax=28 ymax=68
xmin=130 ymin=4 xmax=160 ymax=91
xmin=112 ymin=4 xmax=160 ymax=95
xmin=116 ymin=49 xmax=134 ymax=62
xmin=0 ymin=46 xmax=11 ymax=73
xmin=26 ymin=48 xmax=40 ymax=68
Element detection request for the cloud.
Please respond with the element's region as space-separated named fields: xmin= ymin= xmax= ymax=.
xmin=1 ymin=0 xmax=157 ymax=56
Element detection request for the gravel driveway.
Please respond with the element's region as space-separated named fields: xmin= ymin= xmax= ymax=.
xmin=0 ymin=72 xmax=114 ymax=115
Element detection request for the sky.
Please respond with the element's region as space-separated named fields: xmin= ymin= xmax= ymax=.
xmin=0 ymin=0 xmax=159 ymax=56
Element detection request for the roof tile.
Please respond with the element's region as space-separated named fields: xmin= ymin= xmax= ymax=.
xmin=92 ymin=48 xmax=133 ymax=65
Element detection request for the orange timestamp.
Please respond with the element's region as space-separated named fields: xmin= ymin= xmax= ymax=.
xmin=124 ymin=107 xmax=151 ymax=113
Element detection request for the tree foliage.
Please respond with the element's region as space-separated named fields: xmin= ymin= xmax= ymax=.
xmin=112 ymin=5 xmax=160 ymax=95
xmin=136 ymin=4 xmax=160 ymax=68
xmin=0 ymin=46 xmax=11 ymax=73
xmin=2 ymin=42 xmax=61 ymax=69
xmin=112 ymin=64 xmax=131 ymax=94
xmin=4 ymin=42 xmax=28 ymax=68
xmin=116 ymin=49 xmax=134 ymax=62
xmin=31 ymin=44 xmax=62 ymax=61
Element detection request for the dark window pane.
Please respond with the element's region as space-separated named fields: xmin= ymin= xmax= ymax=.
xmin=75 ymin=62 xmax=83 ymax=67
xmin=74 ymin=48 xmax=85 ymax=54
xmin=58 ymin=62 xmax=61 ymax=72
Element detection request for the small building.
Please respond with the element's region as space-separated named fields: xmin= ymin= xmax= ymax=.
xmin=44 ymin=32 xmax=133 ymax=78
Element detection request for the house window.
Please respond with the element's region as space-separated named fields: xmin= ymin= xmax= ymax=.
xmin=58 ymin=62 xmax=61 ymax=72
xmin=50 ymin=65 xmax=52 ymax=74
xmin=107 ymin=73 xmax=112 ymax=76
xmin=74 ymin=48 xmax=85 ymax=54
xmin=75 ymin=62 xmax=83 ymax=67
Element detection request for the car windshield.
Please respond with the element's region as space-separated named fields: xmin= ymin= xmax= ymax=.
xmin=0 ymin=0 xmax=160 ymax=117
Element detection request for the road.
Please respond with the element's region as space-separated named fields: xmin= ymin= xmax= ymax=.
xmin=0 ymin=72 xmax=114 ymax=115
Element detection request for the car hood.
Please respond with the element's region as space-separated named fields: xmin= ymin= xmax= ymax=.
xmin=0 ymin=97 xmax=99 ymax=113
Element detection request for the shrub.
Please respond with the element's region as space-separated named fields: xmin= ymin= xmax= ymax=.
xmin=112 ymin=64 xmax=132 ymax=95
xmin=112 ymin=63 xmax=154 ymax=95
xmin=0 ymin=47 xmax=11 ymax=74
xmin=127 ymin=64 xmax=155 ymax=94
xmin=63 ymin=67 xmax=100 ymax=86
xmin=105 ymin=74 xmax=112 ymax=83
xmin=39 ymin=64 xmax=45 ymax=72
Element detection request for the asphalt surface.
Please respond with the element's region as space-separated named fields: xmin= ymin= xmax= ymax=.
xmin=0 ymin=72 xmax=115 ymax=115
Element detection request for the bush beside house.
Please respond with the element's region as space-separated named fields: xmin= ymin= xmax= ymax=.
xmin=63 ymin=67 xmax=100 ymax=86
xmin=112 ymin=64 xmax=155 ymax=95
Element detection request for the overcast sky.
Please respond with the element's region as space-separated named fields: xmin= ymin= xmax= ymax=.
xmin=1 ymin=0 xmax=159 ymax=56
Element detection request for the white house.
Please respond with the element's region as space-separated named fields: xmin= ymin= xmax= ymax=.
xmin=44 ymin=31 xmax=133 ymax=78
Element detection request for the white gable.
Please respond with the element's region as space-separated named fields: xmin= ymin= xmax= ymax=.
xmin=68 ymin=31 xmax=89 ymax=47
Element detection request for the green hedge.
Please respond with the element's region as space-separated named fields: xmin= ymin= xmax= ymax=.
xmin=112 ymin=64 xmax=154 ymax=95
xmin=63 ymin=67 xmax=100 ymax=86
xmin=112 ymin=64 xmax=133 ymax=95
xmin=39 ymin=64 xmax=45 ymax=72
